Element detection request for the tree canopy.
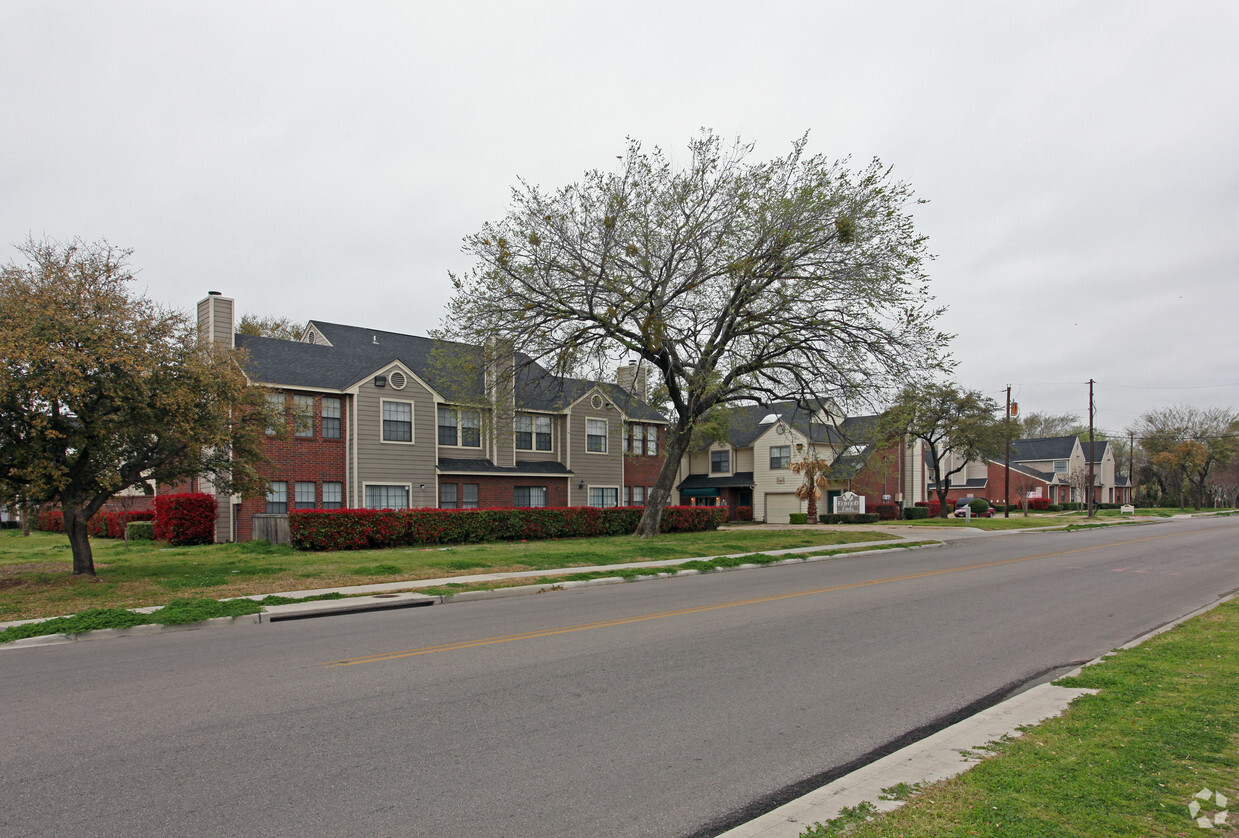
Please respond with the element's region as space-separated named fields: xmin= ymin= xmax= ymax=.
xmin=1132 ymin=404 xmax=1238 ymax=509
xmin=237 ymin=313 xmax=303 ymax=341
xmin=439 ymin=131 xmax=948 ymax=535
xmin=875 ymin=381 xmax=1004 ymax=516
xmin=0 ymin=237 xmax=274 ymax=574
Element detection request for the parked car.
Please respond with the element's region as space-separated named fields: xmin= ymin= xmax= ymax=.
xmin=953 ymin=498 xmax=994 ymax=518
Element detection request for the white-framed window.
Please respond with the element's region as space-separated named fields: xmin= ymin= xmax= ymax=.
xmin=322 ymin=397 xmax=342 ymax=439
xmin=461 ymin=410 xmax=481 ymax=447
xmin=646 ymin=425 xmax=657 ymax=456
xmin=631 ymin=486 xmax=646 ymax=506
xmin=462 ymin=483 xmax=479 ymax=509
xmin=440 ymin=483 xmax=457 ymax=509
xmin=266 ymin=481 xmax=287 ymax=514
xmin=294 ymin=481 xmax=316 ymax=509
xmin=516 ymin=414 xmax=553 ymax=451
xmin=586 ymin=417 xmax=607 ymax=453
xmin=588 ymin=487 xmax=619 ymax=508
xmin=266 ymin=393 xmax=285 ymax=435
xmin=364 ymin=484 xmax=410 ymax=509
xmin=711 ymin=450 xmax=730 ymax=473
xmin=1054 ymin=460 xmax=1068 ymax=474
xmin=514 ymin=486 xmax=547 ymax=508
xmin=631 ymin=424 xmax=644 ymax=455
xmin=770 ymin=445 xmax=791 ymax=469
xmin=437 ymin=407 xmax=480 ymax=447
xmin=322 ymin=482 xmax=343 ymax=509
xmin=293 ymin=395 xmax=315 ymax=438
xmin=381 ymin=400 xmax=413 ymax=443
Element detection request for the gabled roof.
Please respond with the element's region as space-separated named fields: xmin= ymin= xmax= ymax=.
xmin=700 ymin=397 xmax=852 ymax=449
xmin=1080 ymin=439 xmax=1110 ymax=463
xmin=237 ymin=320 xmax=665 ymax=422
xmin=1010 ymin=435 xmax=1079 ymax=462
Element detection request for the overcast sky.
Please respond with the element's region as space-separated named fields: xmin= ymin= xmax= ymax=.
xmin=4 ymin=1 xmax=1236 ymax=432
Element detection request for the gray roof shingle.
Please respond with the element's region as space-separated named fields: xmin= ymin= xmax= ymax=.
xmin=237 ymin=321 xmax=666 ymax=422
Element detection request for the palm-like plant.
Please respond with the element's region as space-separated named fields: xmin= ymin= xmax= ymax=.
xmin=790 ymin=456 xmax=832 ymax=520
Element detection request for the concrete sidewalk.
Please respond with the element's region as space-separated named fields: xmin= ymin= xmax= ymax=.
xmin=0 ymin=534 xmax=937 ymax=638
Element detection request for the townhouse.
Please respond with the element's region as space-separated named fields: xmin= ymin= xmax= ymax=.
xmin=674 ymin=398 xmax=928 ymax=522
xmin=934 ymin=434 xmax=1131 ymax=506
xmin=196 ymin=293 xmax=668 ymax=542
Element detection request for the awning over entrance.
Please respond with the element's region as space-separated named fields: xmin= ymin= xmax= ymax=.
xmin=679 ymin=488 xmax=721 ymax=498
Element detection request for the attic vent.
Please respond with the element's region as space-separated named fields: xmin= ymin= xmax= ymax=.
xmin=389 ymin=371 xmax=407 ymax=390
xmin=590 ymin=394 xmax=604 ymax=410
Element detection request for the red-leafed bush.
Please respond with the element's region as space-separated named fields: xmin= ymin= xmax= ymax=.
xmin=89 ymin=510 xmax=156 ymax=538
xmin=154 ymin=493 xmax=217 ymax=545
xmin=1026 ymin=497 xmax=1051 ymax=511
xmin=35 ymin=508 xmax=155 ymax=538
xmin=874 ymin=503 xmax=900 ymax=521
xmin=288 ymin=505 xmax=722 ymax=551
xmin=736 ymin=506 xmax=754 ymax=521
xmin=37 ymin=508 xmax=64 ymax=532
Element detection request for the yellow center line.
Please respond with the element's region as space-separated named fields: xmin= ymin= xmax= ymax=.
xmin=321 ymin=528 xmax=1193 ymax=667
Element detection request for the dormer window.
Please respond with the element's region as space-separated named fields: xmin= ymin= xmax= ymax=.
xmin=711 ymin=450 xmax=730 ymax=473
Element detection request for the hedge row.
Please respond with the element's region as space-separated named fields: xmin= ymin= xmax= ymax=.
xmin=288 ymin=505 xmax=728 ymax=551
xmin=154 ymin=493 xmax=217 ymax=546
xmin=35 ymin=509 xmax=156 ymax=538
xmin=818 ymin=513 xmax=881 ymax=524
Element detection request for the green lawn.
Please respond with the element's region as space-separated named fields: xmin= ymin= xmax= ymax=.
xmin=883 ymin=515 xmax=1083 ymax=530
xmin=801 ymin=597 xmax=1239 ymax=837
xmin=0 ymin=528 xmax=897 ymax=622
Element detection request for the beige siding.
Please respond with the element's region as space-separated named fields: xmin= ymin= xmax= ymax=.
xmin=354 ymin=365 xmax=437 ymax=506
xmin=196 ymin=294 xmax=235 ymax=350
xmin=753 ymin=425 xmax=802 ymax=518
xmin=567 ymin=401 xmax=625 ymax=506
xmin=736 ymin=448 xmax=754 ymax=473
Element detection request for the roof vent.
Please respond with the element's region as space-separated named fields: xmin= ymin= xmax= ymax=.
xmin=389 ymin=371 xmax=407 ymax=390
xmin=208 ymin=290 xmax=221 ymax=296
xmin=372 ymin=335 xmax=379 ymax=345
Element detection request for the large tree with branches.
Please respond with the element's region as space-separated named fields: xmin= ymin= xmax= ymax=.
xmin=0 ymin=237 xmax=275 ymax=574
xmin=439 ymin=131 xmax=947 ymax=536
xmin=875 ymin=381 xmax=1004 ymax=517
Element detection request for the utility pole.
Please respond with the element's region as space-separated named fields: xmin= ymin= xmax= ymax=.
xmin=1004 ymin=385 xmax=1012 ymax=518
xmin=1087 ymin=379 xmax=1096 ymax=518
xmin=1129 ymin=430 xmax=1135 ymax=505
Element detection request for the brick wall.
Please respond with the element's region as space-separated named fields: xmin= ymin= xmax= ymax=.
xmin=438 ymin=475 xmax=570 ymax=509
xmin=624 ymin=424 xmax=666 ymax=503
xmin=239 ymin=391 xmax=348 ymax=541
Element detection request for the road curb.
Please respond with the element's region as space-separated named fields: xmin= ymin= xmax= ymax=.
xmin=0 ymin=540 xmax=941 ymax=649
xmin=715 ymin=591 xmax=1237 ymax=838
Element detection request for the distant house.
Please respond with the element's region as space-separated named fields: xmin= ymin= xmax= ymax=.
xmin=934 ymin=435 xmax=1131 ymax=506
xmin=196 ymin=293 xmax=668 ymax=542
xmin=674 ymin=399 xmax=927 ymax=522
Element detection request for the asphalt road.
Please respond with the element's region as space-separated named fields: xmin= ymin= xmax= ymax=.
xmin=2 ymin=517 xmax=1237 ymax=837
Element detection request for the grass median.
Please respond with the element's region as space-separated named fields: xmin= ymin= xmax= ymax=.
xmin=0 ymin=527 xmax=901 ymax=623
xmin=800 ymin=596 xmax=1239 ymax=837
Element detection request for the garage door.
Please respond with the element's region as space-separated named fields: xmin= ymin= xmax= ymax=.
xmin=764 ymin=492 xmax=802 ymax=524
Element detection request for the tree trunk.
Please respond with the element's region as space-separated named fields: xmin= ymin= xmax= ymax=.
xmin=806 ymin=486 xmax=818 ymax=521
xmin=635 ymin=419 xmax=696 ymax=538
xmin=20 ymin=503 xmax=31 ymax=537
xmin=62 ymin=505 xmax=97 ymax=576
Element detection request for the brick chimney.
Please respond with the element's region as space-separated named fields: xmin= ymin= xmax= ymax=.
xmin=197 ymin=292 xmax=235 ymax=350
